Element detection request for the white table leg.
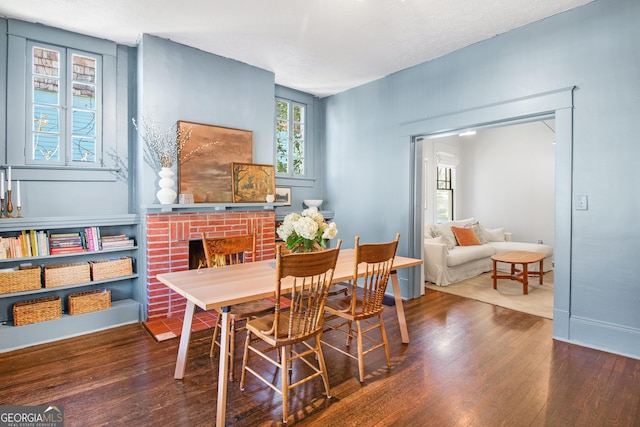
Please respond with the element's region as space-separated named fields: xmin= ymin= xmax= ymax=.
xmin=216 ymin=306 xmax=231 ymax=427
xmin=390 ymin=272 xmax=409 ymax=344
xmin=174 ymin=300 xmax=196 ymax=379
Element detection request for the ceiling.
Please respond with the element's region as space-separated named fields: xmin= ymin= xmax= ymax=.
xmin=0 ymin=0 xmax=592 ymax=98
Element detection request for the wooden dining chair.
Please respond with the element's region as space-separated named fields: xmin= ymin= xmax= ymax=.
xmin=201 ymin=230 xmax=274 ymax=381
xmin=240 ymin=240 xmax=342 ymax=424
xmin=322 ymin=233 xmax=400 ymax=383
xmin=277 ymin=240 xmax=350 ymax=297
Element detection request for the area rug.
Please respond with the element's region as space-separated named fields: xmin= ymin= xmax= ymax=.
xmin=425 ymin=270 xmax=554 ymax=319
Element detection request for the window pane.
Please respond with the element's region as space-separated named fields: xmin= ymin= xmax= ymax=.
xmin=72 ymin=136 xmax=96 ymax=162
xmin=276 ymin=100 xmax=288 ymax=120
xmin=72 ymin=83 xmax=95 ymax=109
xmin=277 ymin=120 xmax=289 ymax=137
xmin=72 ymin=110 xmax=96 ymax=136
xmin=33 ymin=47 xmax=59 ymax=77
xmin=33 ymin=134 xmax=60 ymax=161
xmin=436 ymin=190 xmax=453 ymax=223
xmin=72 ymin=54 xmax=95 ymax=83
xmin=33 ymin=107 xmax=59 ymax=133
xmin=33 ymin=77 xmax=59 ymax=105
xmin=293 ymin=104 xmax=304 ymax=123
xmin=276 ymin=155 xmax=288 ymax=173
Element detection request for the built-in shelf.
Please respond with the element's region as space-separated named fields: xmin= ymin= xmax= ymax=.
xmin=0 ymin=214 xmax=140 ymax=231
xmin=0 ymin=299 xmax=140 ymax=353
xmin=0 ymin=274 xmax=139 ymax=299
xmin=0 ymin=214 xmax=141 ymax=352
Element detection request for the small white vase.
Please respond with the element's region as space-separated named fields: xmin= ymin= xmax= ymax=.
xmin=157 ymin=167 xmax=177 ymax=204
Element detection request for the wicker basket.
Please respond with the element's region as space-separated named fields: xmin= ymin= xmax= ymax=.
xmin=44 ymin=262 xmax=91 ymax=288
xmin=13 ymin=296 xmax=62 ymax=326
xmin=0 ymin=265 xmax=42 ymax=294
xmin=68 ymin=289 xmax=111 ymax=315
xmin=91 ymin=257 xmax=133 ymax=281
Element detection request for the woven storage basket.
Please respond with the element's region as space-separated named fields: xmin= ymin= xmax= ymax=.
xmin=0 ymin=265 xmax=42 ymax=294
xmin=13 ymin=296 xmax=62 ymax=326
xmin=91 ymin=257 xmax=133 ymax=281
xmin=68 ymin=289 xmax=111 ymax=315
xmin=44 ymin=262 xmax=90 ymax=288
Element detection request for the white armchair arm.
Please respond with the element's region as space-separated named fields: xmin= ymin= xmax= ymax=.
xmin=424 ymin=239 xmax=447 ymax=286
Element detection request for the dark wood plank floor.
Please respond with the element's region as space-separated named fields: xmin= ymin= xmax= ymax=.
xmin=1 ymin=289 xmax=639 ymax=426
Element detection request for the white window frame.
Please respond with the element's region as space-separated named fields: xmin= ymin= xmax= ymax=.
xmin=26 ymin=41 xmax=102 ymax=166
xmin=275 ymin=97 xmax=307 ymax=178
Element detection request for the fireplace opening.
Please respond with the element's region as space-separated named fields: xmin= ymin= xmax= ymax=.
xmin=189 ymin=239 xmax=207 ymax=270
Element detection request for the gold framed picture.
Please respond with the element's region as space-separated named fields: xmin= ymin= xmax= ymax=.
xmin=231 ymin=163 xmax=276 ymax=203
xmin=178 ymin=121 xmax=253 ymax=203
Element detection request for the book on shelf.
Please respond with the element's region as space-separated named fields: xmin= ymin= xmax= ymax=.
xmin=101 ymin=234 xmax=134 ymax=248
xmin=49 ymin=231 xmax=85 ymax=254
xmin=37 ymin=230 xmax=49 ymax=256
xmin=101 ymin=239 xmax=135 ymax=248
xmin=49 ymin=246 xmax=86 ymax=255
xmin=0 ymin=230 xmax=51 ymax=259
xmin=101 ymin=234 xmax=128 ymax=241
xmin=83 ymin=226 xmax=104 ymax=251
xmin=30 ymin=229 xmax=38 ymax=257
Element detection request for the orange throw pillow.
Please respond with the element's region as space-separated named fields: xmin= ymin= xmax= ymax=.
xmin=451 ymin=226 xmax=481 ymax=246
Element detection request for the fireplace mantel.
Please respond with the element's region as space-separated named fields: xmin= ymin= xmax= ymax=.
xmin=144 ymin=202 xmax=282 ymax=213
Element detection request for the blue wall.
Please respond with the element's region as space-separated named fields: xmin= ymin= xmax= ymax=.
xmin=322 ymin=0 xmax=640 ymax=358
xmin=136 ymin=34 xmax=276 ymax=206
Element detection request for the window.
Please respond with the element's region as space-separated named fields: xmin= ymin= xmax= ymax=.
xmin=27 ymin=41 xmax=102 ymax=165
xmin=275 ymin=98 xmax=306 ymax=177
xmin=436 ymin=166 xmax=453 ymax=223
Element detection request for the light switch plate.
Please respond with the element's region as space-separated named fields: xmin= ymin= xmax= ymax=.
xmin=575 ymin=195 xmax=588 ymax=210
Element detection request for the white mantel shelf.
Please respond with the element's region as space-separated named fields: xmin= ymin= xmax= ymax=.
xmin=276 ymin=210 xmax=335 ymax=221
xmin=143 ymin=202 xmax=284 ymax=213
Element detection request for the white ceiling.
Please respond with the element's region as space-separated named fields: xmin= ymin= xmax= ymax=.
xmin=0 ymin=0 xmax=592 ymax=98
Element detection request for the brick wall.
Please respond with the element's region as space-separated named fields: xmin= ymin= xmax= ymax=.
xmin=145 ymin=210 xmax=276 ymax=320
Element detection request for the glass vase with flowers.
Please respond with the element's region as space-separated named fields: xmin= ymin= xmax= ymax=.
xmin=277 ymin=209 xmax=338 ymax=253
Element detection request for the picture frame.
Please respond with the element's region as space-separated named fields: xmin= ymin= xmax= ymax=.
xmin=231 ymin=163 xmax=276 ymax=203
xmin=275 ymin=187 xmax=291 ymax=206
xmin=178 ymin=121 xmax=253 ymax=203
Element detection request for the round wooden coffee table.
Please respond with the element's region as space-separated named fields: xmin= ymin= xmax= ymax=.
xmin=491 ymin=251 xmax=545 ymax=295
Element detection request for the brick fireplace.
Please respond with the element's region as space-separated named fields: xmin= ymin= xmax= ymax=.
xmin=145 ymin=210 xmax=276 ymax=321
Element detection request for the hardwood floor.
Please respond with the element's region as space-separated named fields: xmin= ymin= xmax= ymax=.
xmin=1 ymin=289 xmax=638 ymax=426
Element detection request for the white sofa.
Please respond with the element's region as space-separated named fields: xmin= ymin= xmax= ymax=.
xmin=424 ymin=218 xmax=554 ymax=287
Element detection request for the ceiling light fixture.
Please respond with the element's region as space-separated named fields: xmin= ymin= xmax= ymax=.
xmin=458 ymin=130 xmax=476 ymax=137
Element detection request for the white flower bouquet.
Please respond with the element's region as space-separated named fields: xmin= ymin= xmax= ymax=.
xmin=277 ymin=209 xmax=338 ymax=252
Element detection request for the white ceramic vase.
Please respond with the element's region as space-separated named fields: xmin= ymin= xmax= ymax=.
xmin=157 ymin=167 xmax=177 ymax=204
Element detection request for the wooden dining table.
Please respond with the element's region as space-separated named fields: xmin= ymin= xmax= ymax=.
xmin=156 ymin=248 xmax=422 ymax=426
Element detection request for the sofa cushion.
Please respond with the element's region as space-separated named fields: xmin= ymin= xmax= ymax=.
xmin=467 ymin=221 xmax=489 ymax=244
xmin=447 ymin=245 xmax=496 ymax=267
xmin=485 ymin=227 xmax=506 ymax=242
xmin=451 ymin=226 xmax=481 ymax=246
xmin=431 ymin=218 xmax=476 ymax=247
xmin=432 ymin=224 xmax=456 ymax=249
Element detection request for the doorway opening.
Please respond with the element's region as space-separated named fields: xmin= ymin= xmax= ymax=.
xmin=403 ymin=87 xmax=574 ymax=341
xmin=418 ymin=119 xmax=556 ymax=318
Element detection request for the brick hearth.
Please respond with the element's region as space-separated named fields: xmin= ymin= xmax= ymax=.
xmin=145 ymin=210 xmax=276 ymax=321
